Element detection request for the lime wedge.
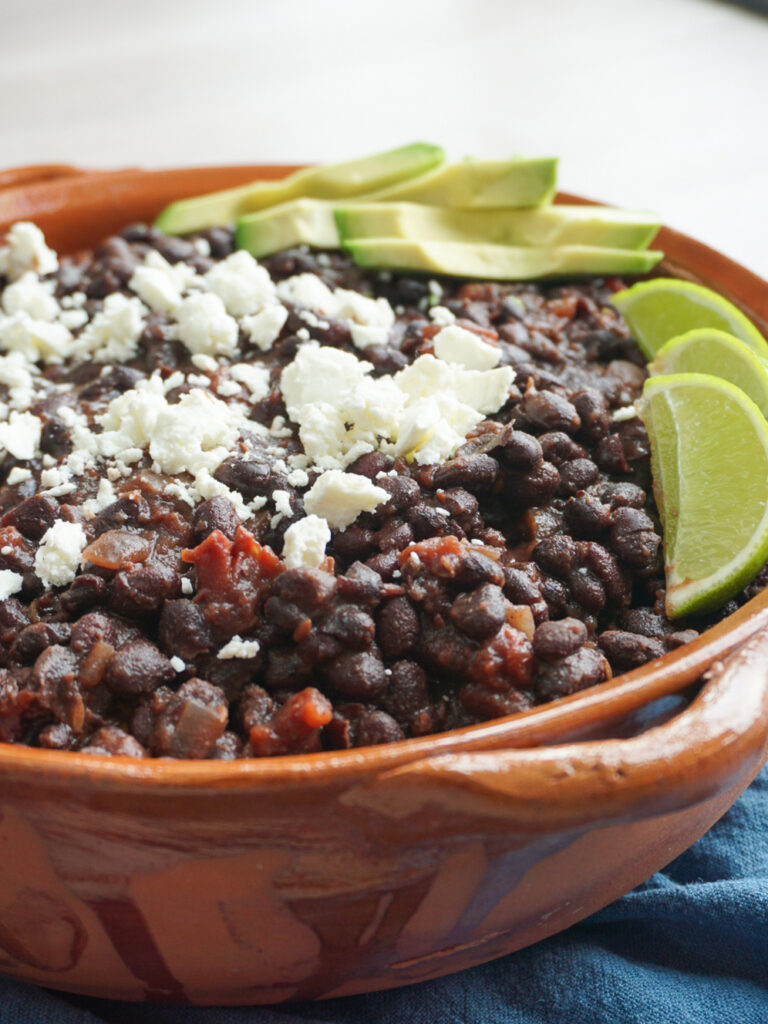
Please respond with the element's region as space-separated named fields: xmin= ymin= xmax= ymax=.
xmin=639 ymin=373 xmax=768 ymax=618
xmin=612 ymin=278 xmax=768 ymax=361
xmin=649 ymin=329 xmax=768 ymax=418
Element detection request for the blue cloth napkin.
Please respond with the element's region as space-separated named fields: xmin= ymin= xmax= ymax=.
xmin=2 ymin=766 xmax=767 ymax=1024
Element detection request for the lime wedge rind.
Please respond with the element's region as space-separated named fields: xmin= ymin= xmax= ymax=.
xmin=649 ymin=328 xmax=768 ymax=419
xmin=639 ymin=372 xmax=768 ymax=618
xmin=613 ymin=278 xmax=768 ymax=361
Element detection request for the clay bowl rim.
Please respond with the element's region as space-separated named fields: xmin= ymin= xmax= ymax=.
xmin=1 ymin=162 xmax=768 ymax=786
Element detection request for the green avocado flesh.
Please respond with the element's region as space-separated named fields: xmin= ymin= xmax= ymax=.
xmin=154 ymin=143 xmax=445 ymax=235
xmin=343 ymin=239 xmax=663 ymax=280
xmin=365 ymin=157 xmax=558 ymax=208
xmin=236 ymin=200 xmax=341 ymax=257
xmin=335 ymin=202 xmax=660 ymax=250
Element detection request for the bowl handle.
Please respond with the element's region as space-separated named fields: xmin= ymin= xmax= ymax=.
xmin=0 ymin=165 xmax=90 ymax=193
xmin=352 ymin=628 xmax=768 ymax=830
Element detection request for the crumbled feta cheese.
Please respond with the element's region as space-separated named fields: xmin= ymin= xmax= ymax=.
xmin=191 ymin=353 xmax=218 ymax=372
xmin=612 ymin=404 xmax=638 ymax=422
xmin=0 ymin=411 xmax=42 ymax=460
xmin=286 ymin=467 xmax=309 ymax=488
xmin=7 ymin=467 xmax=32 ymax=485
xmin=0 ymin=223 xmax=58 ymax=280
xmin=296 ymin=328 xmax=310 ymax=341
xmin=241 ymin=304 xmax=289 ymax=351
xmin=217 ymin=635 xmax=261 ymax=659
xmin=81 ymin=477 xmax=116 ymax=517
xmin=335 ymin=288 xmax=395 ymax=350
xmin=173 ymin=292 xmax=238 ymax=357
xmin=170 ymin=656 xmax=186 ymax=673
xmin=34 ymin=520 xmax=87 ymax=588
xmin=59 ymin=308 xmax=89 ymax=330
xmin=229 ymin=362 xmax=270 ymax=400
xmin=181 ymin=576 xmax=194 ymax=595
xmin=0 ymin=312 xmax=72 ymax=363
xmin=0 ymin=351 xmax=37 ymax=409
xmin=304 ymin=470 xmax=388 ymax=530
xmin=0 ymin=569 xmax=24 ymax=600
xmin=2 ymin=272 xmax=59 ymax=321
xmin=282 ymin=514 xmax=331 ymax=569
xmin=429 ymin=305 xmax=456 ymax=326
xmin=433 ymin=324 xmax=501 ymax=370
xmin=281 ymin=344 xmax=513 ymax=470
xmin=216 ymin=378 xmax=242 ymax=397
xmin=128 ymin=251 xmax=188 ymax=313
xmin=194 ymin=238 xmax=211 ymax=257
xmin=276 ymin=273 xmax=337 ymax=314
xmin=74 ymin=293 xmax=145 ymax=362
xmin=205 ymin=251 xmax=276 ymax=316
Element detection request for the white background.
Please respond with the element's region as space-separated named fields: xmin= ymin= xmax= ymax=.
xmin=2 ymin=0 xmax=767 ymax=277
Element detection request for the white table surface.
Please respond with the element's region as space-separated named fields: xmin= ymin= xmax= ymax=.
xmin=2 ymin=0 xmax=767 ymax=279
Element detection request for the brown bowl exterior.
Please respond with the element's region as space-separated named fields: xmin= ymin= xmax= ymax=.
xmin=1 ymin=165 xmax=768 ymax=1004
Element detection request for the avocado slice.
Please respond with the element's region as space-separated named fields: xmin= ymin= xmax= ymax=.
xmin=155 ymin=143 xmax=445 ymax=235
xmin=236 ymin=199 xmax=340 ymax=257
xmin=365 ymin=157 xmax=558 ymax=208
xmin=343 ymin=239 xmax=663 ymax=280
xmin=335 ymin=202 xmax=660 ymax=250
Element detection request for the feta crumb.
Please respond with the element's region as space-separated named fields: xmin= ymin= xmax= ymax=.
xmin=193 ymin=238 xmax=211 ymax=257
xmin=0 ymin=569 xmax=24 ymax=600
xmin=173 ymin=292 xmax=238 ymax=357
xmin=241 ymin=304 xmax=289 ymax=351
xmin=296 ymin=327 xmax=310 ymax=341
xmin=7 ymin=467 xmax=32 ymax=485
xmin=0 ymin=311 xmax=72 ymax=363
xmin=0 ymin=411 xmax=42 ymax=460
xmin=304 ymin=470 xmax=388 ymax=530
xmin=216 ymin=378 xmax=242 ymax=397
xmin=612 ymin=404 xmax=638 ymax=422
xmin=170 ymin=655 xmax=186 ymax=673
xmin=2 ymin=272 xmax=59 ymax=321
xmin=0 ymin=223 xmax=58 ymax=280
xmin=230 ymin=362 xmax=270 ymax=400
xmin=429 ymin=305 xmax=456 ymax=326
xmin=191 ymin=353 xmax=218 ymax=372
xmin=282 ymin=514 xmax=331 ymax=569
xmin=276 ymin=273 xmax=337 ymax=313
xmin=128 ymin=251 xmax=186 ymax=313
xmin=34 ymin=520 xmax=87 ymax=588
xmin=181 ymin=576 xmax=194 ymax=595
xmin=286 ymin=467 xmax=309 ymax=488
xmin=74 ymin=293 xmax=145 ymax=363
xmin=205 ymin=251 xmax=276 ymax=316
xmin=217 ymin=635 xmax=261 ymax=659
xmin=433 ymin=324 xmax=501 ymax=370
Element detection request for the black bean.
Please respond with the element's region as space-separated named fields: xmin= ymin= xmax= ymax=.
xmin=598 ymin=630 xmax=667 ymax=671
xmin=158 ymin=600 xmax=214 ymax=660
xmin=322 ymin=605 xmax=376 ymax=649
xmin=375 ymin=518 xmax=414 ymax=552
xmin=517 ymin=389 xmax=581 ymax=434
xmin=539 ymin=432 xmax=589 ymax=466
xmin=533 ymin=618 xmax=587 ymax=661
xmin=82 ymin=727 xmax=147 ymax=758
xmin=109 ymin=562 xmax=179 ymax=617
xmin=60 ymin=573 xmax=108 ymax=615
xmin=449 ymin=584 xmax=507 ymax=639
xmin=105 ymin=641 xmax=174 ymax=696
xmin=533 ymin=535 xmax=577 ymax=578
xmin=272 ymin=568 xmax=336 ymax=614
xmin=326 ymin=650 xmax=388 ymax=701
xmin=536 ymin=645 xmax=607 ymax=701
xmin=334 ymin=525 xmax=376 ymax=562
xmin=572 ymin=388 xmax=611 ymax=442
xmin=376 ymin=474 xmax=420 ymax=511
xmin=500 ymin=430 xmax=543 ymax=471
xmin=609 ymin=507 xmax=662 ymax=573
xmin=505 ymin=461 xmax=560 ymax=506
xmin=558 ymin=458 xmax=599 ymax=496
xmin=1 ymin=494 xmax=59 ymax=542
xmin=384 ymin=660 xmax=430 ymax=726
xmin=565 ymin=493 xmax=612 ymax=537
xmin=193 ymin=496 xmax=240 ymax=541
xmin=348 ymin=451 xmax=395 ymax=479
xmin=355 ymin=710 xmax=405 ymax=746
xmin=433 ymin=454 xmax=499 ymax=491
xmin=70 ymin=611 xmax=118 ymax=654
xmin=150 ymin=678 xmax=228 ymax=758
xmin=377 ymin=596 xmax=420 ymax=659
xmin=11 ymin=622 xmax=71 ymax=664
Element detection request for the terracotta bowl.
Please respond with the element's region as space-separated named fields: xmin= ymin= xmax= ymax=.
xmin=1 ymin=165 xmax=768 ymax=1005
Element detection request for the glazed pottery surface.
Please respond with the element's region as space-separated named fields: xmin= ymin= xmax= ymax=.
xmin=1 ymin=165 xmax=768 ymax=1004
